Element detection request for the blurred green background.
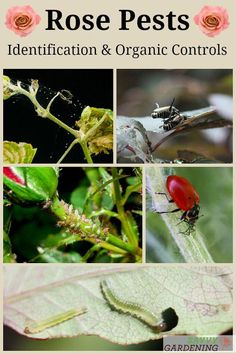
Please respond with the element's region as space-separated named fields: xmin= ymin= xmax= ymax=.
xmin=4 ymin=326 xmax=232 ymax=350
xmin=4 ymin=326 xmax=163 ymax=351
xmin=146 ymin=167 xmax=232 ymax=263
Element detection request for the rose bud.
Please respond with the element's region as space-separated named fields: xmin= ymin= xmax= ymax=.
xmin=3 ymin=167 xmax=58 ymax=206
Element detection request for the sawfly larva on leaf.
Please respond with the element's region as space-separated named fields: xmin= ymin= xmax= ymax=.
xmin=101 ymin=279 xmax=178 ymax=332
xmin=24 ymin=307 xmax=87 ymax=334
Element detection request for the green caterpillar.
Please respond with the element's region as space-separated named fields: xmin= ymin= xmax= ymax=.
xmin=101 ymin=279 xmax=176 ymax=332
xmin=24 ymin=307 xmax=87 ymax=334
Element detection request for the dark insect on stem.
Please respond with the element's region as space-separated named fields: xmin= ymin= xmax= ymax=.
xmin=151 ymin=98 xmax=187 ymax=131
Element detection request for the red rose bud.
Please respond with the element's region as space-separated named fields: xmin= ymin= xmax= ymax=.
xmin=3 ymin=167 xmax=58 ymax=205
xmin=3 ymin=167 xmax=25 ymax=185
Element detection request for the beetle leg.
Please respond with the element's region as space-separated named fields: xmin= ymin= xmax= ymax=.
xmin=158 ymin=208 xmax=180 ymax=214
xmin=176 ymin=220 xmax=194 ymax=235
xmin=180 ymin=210 xmax=187 ymax=221
xmin=156 ymin=192 xmax=174 ymax=203
xmin=179 ymin=226 xmax=192 ymax=236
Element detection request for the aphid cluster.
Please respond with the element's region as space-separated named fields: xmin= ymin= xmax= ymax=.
xmin=151 ymin=99 xmax=187 ymax=131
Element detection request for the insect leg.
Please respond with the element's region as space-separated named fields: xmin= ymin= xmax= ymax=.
xmin=180 ymin=210 xmax=187 ymax=220
xmin=179 ymin=224 xmax=193 ymax=236
xmin=156 ymin=192 xmax=174 ymax=203
xmin=157 ymin=208 xmax=180 ymax=214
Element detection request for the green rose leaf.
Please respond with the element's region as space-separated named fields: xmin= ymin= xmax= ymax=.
xmin=3 ymin=75 xmax=16 ymax=100
xmin=4 ymin=266 xmax=232 ymax=344
xmin=3 ymin=141 xmax=37 ymax=164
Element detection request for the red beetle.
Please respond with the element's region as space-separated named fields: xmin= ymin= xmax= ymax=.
xmin=158 ymin=175 xmax=200 ymax=234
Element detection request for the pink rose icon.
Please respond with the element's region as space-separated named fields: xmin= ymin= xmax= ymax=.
xmin=5 ymin=5 xmax=41 ymax=37
xmin=194 ymin=6 xmax=229 ymax=37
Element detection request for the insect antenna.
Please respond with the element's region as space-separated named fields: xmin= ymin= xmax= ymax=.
xmin=168 ymin=98 xmax=175 ymax=116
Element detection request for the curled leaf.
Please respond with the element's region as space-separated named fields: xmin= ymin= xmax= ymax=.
xmin=76 ymin=106 xmax=113 ymax=155
xmin=3 ymin=141 xmax=37 ymax=164
xmin=117 ymin=118 xmax=153 ymax=163
xmin=3 ymin=75 xmax=16 ymax=100
xmin=89 ymin=134 xmax=113 ymax=155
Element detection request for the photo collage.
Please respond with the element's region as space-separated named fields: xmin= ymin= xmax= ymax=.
xmin=3 ymin=68 xmax=233 ymax=350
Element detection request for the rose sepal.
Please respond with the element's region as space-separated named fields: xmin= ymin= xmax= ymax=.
xmin=3 ymin=167 xmax=59 ymax=206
